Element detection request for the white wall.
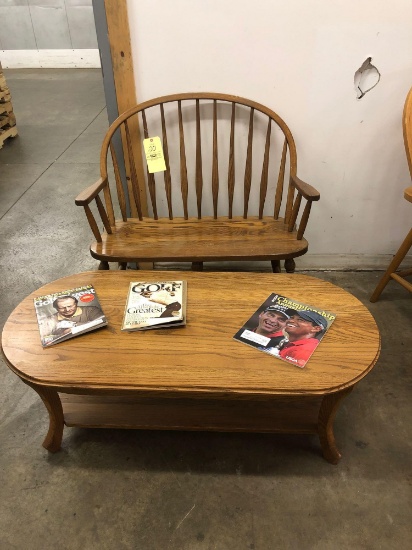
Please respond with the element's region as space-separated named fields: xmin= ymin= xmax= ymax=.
xmin=127 ymin=0 xmax=412 ymax=269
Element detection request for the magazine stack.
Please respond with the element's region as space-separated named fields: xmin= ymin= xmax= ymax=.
xmin=122 ymin=281 xmax=187 ymax=331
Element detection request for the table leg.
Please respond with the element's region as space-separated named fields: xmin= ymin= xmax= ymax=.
xmin=318 ymin=387 xmax=353 ymax=464
xmin=23 ymin=380 xmax=64 ymax=452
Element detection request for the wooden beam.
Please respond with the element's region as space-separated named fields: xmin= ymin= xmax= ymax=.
xmin=104 ymin=0 xmax=148 ymax=218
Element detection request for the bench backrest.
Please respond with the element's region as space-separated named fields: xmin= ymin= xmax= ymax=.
xmin=101 ymin=93 xmax=298 ymax=223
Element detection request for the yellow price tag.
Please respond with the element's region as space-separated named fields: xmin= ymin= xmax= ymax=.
xmin=143 ymin=136 xmax=166 ymax=174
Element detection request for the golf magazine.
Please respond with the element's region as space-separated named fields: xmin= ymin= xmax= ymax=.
xmin=234 ymin=293 xmax=336 ymax=368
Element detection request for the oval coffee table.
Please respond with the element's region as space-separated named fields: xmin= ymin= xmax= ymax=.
xmin=1 ymin=271 xmax=380 ymax=463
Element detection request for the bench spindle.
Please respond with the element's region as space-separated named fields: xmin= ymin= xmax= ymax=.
xmin=243 ymin=107 xmax=254 ymax=219
xmin=178 ymin=101 xmax=189 ymax=220
xmin=288 ymin=192 xmax=302 ymax=232
xmin=274 ymin=139 xmax=287 ymax=220
xmin=259 ymin=118 xmax=271 ymax=219
xmin=95 ymin=195 xmax=113 ymax=234
xmin=109 ymin=142 xmax=127 ymax=221
xmin=212 ymin=100 xmax=219 ymax=219
xmin=141 ymin=110 xmax=158 ymax=220
xmin=84 ymin=204 xmax=102 ymax=243
xmin=102 ymin=181 xmax=115 ymax=227
xmin=297 ymin=201 xmax=312 ymax=240
xmin=228 ymin=102 xmax=236 ymax=219
xmin=195 ymin=99 xmax=203 ymax=219
xmin=284 ymin=178 xmax=295 ymax=226
xmin=124 ymin=119 xmax=143 ymax=220
xmin=160 ymin=104 xmax=173 ymax=220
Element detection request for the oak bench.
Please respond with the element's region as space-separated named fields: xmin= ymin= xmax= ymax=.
xmin=75 ymin=93 xmax=320 ymax=272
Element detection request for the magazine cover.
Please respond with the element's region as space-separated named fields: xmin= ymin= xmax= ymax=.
xmin=121 ymin=281 xmax=187 ymax=331
xmin=34 ymin=284 xmax=107 ymax=347
xmin=233 ymin=293 xmax=336 ymax=368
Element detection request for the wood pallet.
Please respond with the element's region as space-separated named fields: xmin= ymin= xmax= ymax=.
xmin=0 ymin=125 xmax=18 ymax=149
xmin=0 ymin=101 xmax=13 ymax=116
xmin=0 ymin=88 xmax=11 ymax=103
xmin=0 ymin=112 xmax=16 ymax=127
xmin=0 ymin=70 xmax=18 ymax=149
xmin=0 ymin=72 xmax=6 ymax=90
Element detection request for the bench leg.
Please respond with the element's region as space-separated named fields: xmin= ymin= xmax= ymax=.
xmin=192 ymin=262 xmax=203 ymax=271
xmin=98 ymin=261 xmax=110 ymax=270
xmin=271 ymin=260 xmax=281 ymax=273
xmin=118 ymin=262 xmax=127 ymax=270
xmin=284 ymin=259 xmax=296 ymax=273
xmin=318 ymin=387 xmax=353 ymax=464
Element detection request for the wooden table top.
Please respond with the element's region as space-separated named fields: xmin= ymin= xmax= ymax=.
xmin=1 ymin=271 xmax=380 ymax=397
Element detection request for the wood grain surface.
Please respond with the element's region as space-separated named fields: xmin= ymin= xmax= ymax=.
xmin=91 ymin=217 xmax=308 ymax=263
xmin=2 ymin=271 xmax=380 ymax=397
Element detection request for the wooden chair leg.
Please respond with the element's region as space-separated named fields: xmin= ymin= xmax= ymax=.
xmin=192 ymin=262 xmax=203 ymax=271
xmin=98 ymin=261 xmax=110 ymax=270
xmin=370 ymin=226 xmax=412 ymax=302
xmin=118 ymin=262 xmax=127 ymax=270
xmin=271 ymin=260 xmax=281 ymax=273
xmin=284 ymin=259 xmax=296 ymax=273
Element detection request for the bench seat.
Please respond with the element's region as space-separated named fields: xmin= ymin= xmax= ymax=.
xmin=91 ymin=216 xmax=308 ymax=263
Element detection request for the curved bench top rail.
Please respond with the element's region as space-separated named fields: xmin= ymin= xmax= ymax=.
xmin=102 ymin=92 xmax=297 ymax=167
xmin=99 ymin=93 xmax=299 ymax=222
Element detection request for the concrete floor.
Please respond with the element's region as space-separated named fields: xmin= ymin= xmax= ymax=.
xmin=0 ymin=69 xmax=411 ymax=550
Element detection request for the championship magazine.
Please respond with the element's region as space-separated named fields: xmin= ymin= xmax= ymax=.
xmin=121 ymin=281 xmax=187 ymax=331
xmin=233 ymin=293 xmax=336 ymax=368
xmin=34 ymin=284 xmax=107 ymax=347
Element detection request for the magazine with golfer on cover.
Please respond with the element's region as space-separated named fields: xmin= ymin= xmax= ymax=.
xmin=233 ymin=293 xmax=336 ymax=368
xmin=122 ymin=280 xmax=187 ymax=331
xmin=34 ymin=284 xmax=107 ymax=347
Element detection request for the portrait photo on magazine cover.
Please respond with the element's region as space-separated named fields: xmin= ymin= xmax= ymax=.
xmin=233 ymin=293 xmax=336 ymax=368
xmin=34 ymin=285 xmax=107 ymax=347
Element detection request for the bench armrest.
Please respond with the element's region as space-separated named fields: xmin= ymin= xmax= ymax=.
xmin=75 ymin=177 xmax=113 ymax=243
xmin=291 ymin=175 xmax=320 ymax=202
xmin=75 ymin=177 xmax=108 ymax=206
xmin=287 ymin=175 xmax=320 ymax=240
